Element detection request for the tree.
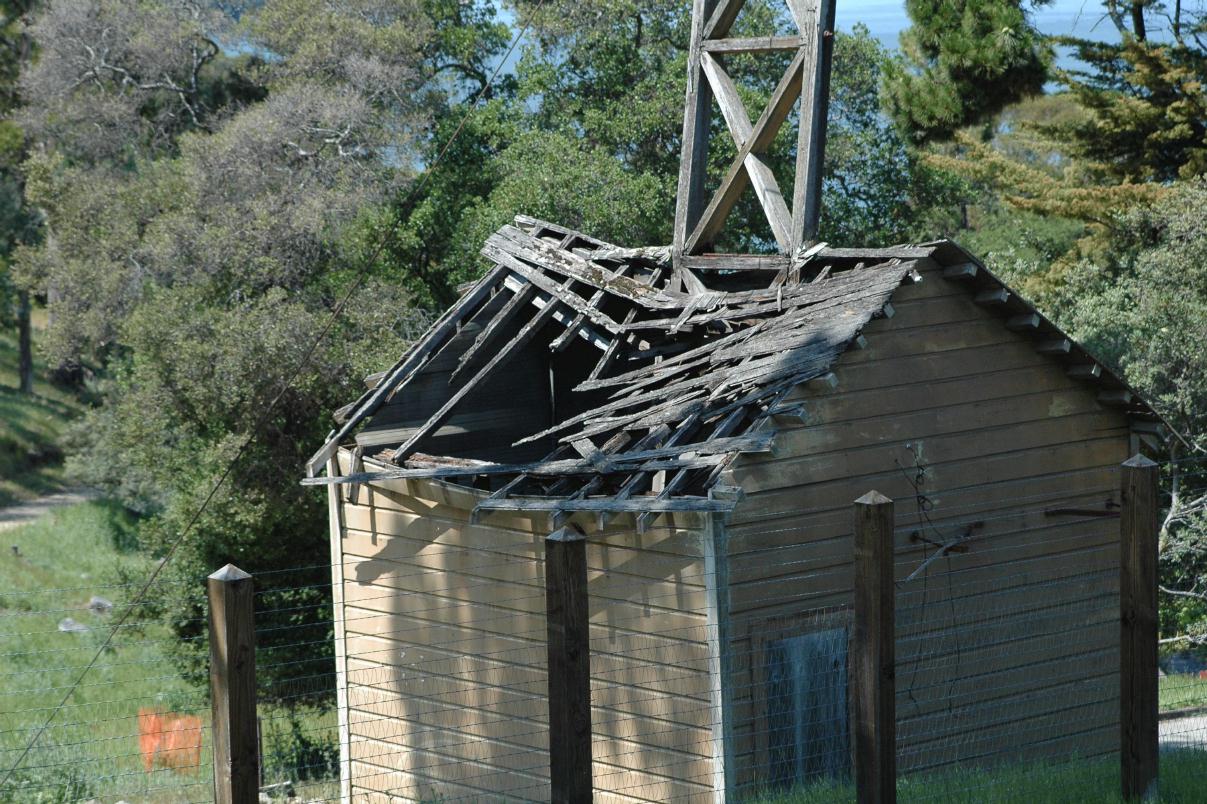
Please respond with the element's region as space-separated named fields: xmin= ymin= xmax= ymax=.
xmin=882 ymin=0 xmax=1051 ymax=141
xmin=0 ymin=0 xmax=35 ymax=394
xmin=1050 ymin=32 xmax=1207 ymax=182
xmin=821 ymin=25 xmax=966 ymax=245
xmin=13 ymin=0 xmax=463 ymax=704
xmin=1029 ymin=179 xmax=1207 ymax=643
xmin=889 ymin=0 xmax=1207 ymax=220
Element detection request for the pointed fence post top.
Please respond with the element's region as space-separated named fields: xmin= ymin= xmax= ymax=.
xmin=1122 ymin=453 xmax=1159 ymax=470
xmin=547 ymin=526 xmax=587 ymax=543
xmin=208 ymin=563 xmax=252 ymax=583
xmin=855 ymin=490 xmax=893 ymax=507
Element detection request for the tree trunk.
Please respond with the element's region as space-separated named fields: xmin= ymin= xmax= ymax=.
xmin=17 ymin=290 xmax=32 ymax=394
xmin=1131 ymin=1 xmax=1146 ymax=40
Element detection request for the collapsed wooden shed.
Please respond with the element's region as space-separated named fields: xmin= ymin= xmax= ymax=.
xmin=304 ymin=215 xmax=1170 ymax=803
xmin=303 ymin=1 xmax=1173 ymax=800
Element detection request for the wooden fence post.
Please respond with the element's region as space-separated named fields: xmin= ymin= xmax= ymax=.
xmin=1120 ymin=455 xmax=1159 ymax=801
xmin=208 ymin=564 xmax=259 ymax=804
xmin=852 ymin=491 xmax=896 ymax=804
xmin=545 ymin=528 xmax=592 ymax=803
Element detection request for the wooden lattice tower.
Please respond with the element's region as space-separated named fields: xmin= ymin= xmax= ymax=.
xmin=674 ymin=0 xmax=837 ymax=272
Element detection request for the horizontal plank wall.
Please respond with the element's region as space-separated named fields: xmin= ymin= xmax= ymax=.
xmin=333 ymin=453 xmax=720 ymax=803
xmin=722 ymin=263 xmax=1131 ymax=793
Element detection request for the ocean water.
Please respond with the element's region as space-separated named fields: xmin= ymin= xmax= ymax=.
xmin=493 ymin=0 xmax=1187 ymax=80
xmin=838 ymin=0 xmax=1129 ymax=47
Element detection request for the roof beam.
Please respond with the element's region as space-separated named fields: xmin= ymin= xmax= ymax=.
xmin=305 ymin=432 xmax=772 ymax=487
xmin=387 ymin=277 xmax=572 ymax=466
xmin=304 ymin=264 xmax=508 ymax=476
xmin=473 ymin=497 xmax=735 ymax=514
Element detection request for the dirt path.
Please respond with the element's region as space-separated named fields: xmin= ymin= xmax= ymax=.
xmin=0 ymin=488 xmax=98 ymax=532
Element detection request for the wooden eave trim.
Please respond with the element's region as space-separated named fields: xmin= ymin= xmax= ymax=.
xmin=927 ymin=239 xmax=1186 ymax=446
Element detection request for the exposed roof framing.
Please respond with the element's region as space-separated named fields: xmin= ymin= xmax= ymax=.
xmin=305 ymin=216 xmax=1172 ymax=518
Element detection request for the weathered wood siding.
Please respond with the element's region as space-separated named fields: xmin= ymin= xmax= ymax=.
xmin=333 ymin=451 xmax=721 ymax=803
xmin=723 ymin=263 xmax=1131 ymax=792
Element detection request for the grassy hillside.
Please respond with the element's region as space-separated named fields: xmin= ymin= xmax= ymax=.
xmin=0 ymin=502 xmax=338 ymax=803
xmin=0 ymin=321 xmax=86 ymax=507
xmin=0 ymin=501 xmax=208 ymax=803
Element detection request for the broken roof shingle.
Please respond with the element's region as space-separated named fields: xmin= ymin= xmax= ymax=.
xmin=304 ymin=216 xmax=1167 ymax=521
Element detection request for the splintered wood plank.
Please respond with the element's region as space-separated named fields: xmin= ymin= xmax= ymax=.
xmin=551 ymin=265 xmax=634 ymax=353
xmin=489 ymin=226 xmax=676 ymax=311
xmin=637 ymin=406 xmax=746 ymax=533
xmin=599 ymin=415 xmax=705 ymax=532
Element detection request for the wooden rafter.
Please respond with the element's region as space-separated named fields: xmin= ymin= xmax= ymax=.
xmin=303 ymin=263 xmax=508 ymax=476
xmin=310 ymin=214 xmax=1178 ymax=515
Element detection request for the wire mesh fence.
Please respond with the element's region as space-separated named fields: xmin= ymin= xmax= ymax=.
xmin=0 ymin=577 xmax=213 ymax=803
xmin=3 ymin=457 xmax=1207 ymax=802
xmin=0 ymin=562 xmax=345 ymax=804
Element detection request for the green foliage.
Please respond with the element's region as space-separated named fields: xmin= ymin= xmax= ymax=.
xmin=0 ymin=1 xmax=36 ymax=354
xmin=821 ymin=26 xmax=967 ymax=245
xmin=1050 ymin=37 xmax=1207 ymax=181
xmin=883 ymin=0 xmax=1051 ymax=141
xmin=262 ymin=707 xmax=340 ymax=784
xmin=14 ymin=0 xmax=442 ymax=706
xmin=1040 ymin=180 xmax=1207 ymax=444
xmin=0 ymin=502 xmax=204 ymax=803
xmin=1160 ymin=672 xmax=1207 ymax=713
xmin=0 ymin=764 xmax=94 ymax=804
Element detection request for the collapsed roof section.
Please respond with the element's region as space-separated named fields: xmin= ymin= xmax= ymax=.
xmin=305 ymin=216 xmax=1166 ymax=524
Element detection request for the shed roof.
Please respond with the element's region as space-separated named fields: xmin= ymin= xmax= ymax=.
xmin=305 ymin=216 xmax=1166 ymax=521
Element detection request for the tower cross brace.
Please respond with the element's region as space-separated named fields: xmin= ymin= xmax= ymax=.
xmin=672 ymin=0 xmax=837 ymax=271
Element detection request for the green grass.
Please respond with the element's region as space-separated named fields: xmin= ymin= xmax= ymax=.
xmin=0 ymin=323 xmax=87 ymax=507
xmin=0 ymin=502 xmax=339 ymax=803
xmin=0 ymin=500 xmax=206 ymax=803
xmin=1162 ymin=673 xmax=1207 ymax=713
xmin=751 ymin=749 xmax=1207 ymax=803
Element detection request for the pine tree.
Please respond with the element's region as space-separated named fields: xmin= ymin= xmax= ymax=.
xmin=1049 ymin=35 xmax=1207 ymax=181
xmin=882 ymin=0 xmax=1051 ymax=142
